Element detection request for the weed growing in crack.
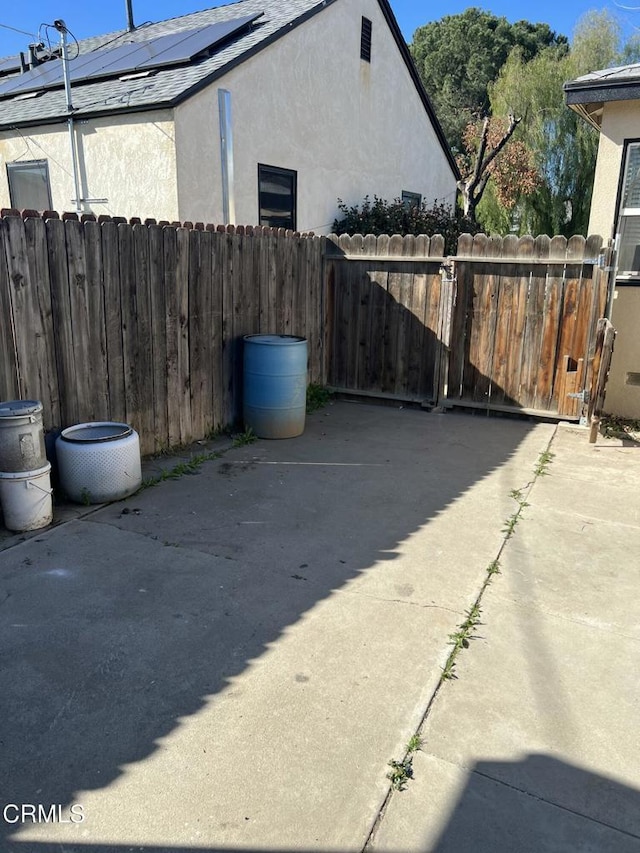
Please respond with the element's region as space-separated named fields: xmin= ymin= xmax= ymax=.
xmin=387 ymin=757 xmax=414 ymax=791
xmin=487 ymin=559 xmax=501 ymax=576
xmin=139 ymin=451 xmax=222 ymax=491
xmin=233 ymin=427 xmax=257 ymax=447
xmin=435 ymin=442 xmax=555 ymax=696
xmin=534 ymin=448 xmax=555 ymax=477
xmin=406 ymin=734 xmax=423 ymax=753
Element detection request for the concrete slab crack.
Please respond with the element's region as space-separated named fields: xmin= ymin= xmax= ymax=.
xmin=362 ymin=427 xmax=560 ymax=852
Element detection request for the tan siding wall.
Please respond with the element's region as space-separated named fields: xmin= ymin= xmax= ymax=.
xmin=586 ymin=99 xmax=640 ymax=417
xmin=0 ymin=111 xmax=178 ymax=220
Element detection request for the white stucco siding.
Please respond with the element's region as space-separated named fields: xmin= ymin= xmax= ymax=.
xmin=0 ymin=111 xmax=178 ymax=220
xmin=585 ymin=99 xmax=640 ymax=418
xmin=175 ymin=0 xmax=456 ymax=231
xmin=587 ymin=100 xmax=640 ymax=239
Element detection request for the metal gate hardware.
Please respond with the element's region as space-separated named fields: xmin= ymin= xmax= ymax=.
xmin=567 ymin=390 xmax=590 ymax=403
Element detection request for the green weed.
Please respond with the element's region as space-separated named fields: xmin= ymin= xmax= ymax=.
xmin=387 ymin=757 xmax=414 ymax=791
xmin=406 ymin=734 xmax=423 ymax=753
xmin=533 ymin=448 xmax=555 ymax=477
xmin=306 ymin=384 xmax=332 ymax=413
xmin=233 ymin=427 xmax=257 ymax=447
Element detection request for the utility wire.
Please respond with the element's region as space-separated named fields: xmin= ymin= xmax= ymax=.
xmin=0 ymin=22 xmax=36 ymax=39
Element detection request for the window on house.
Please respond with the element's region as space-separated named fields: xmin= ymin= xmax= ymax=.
xmin=361 ymin=17 xmax=372 ymax=62
xmin=617 ymin=142 xmax=640 ymax=279
xmin=6 ymin=160 xmax=52 ymax=210
xmin=402 ymin=191 xmax=422 ymax=210
xmin=258 ymin=164 xmax=297 ymax=230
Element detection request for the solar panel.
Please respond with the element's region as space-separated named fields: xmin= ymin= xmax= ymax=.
xmin=68 ymin=40 xmax=149 ymax=82
xmin=136 ymin=13 xmax=263 ymax=69
xmin=0 ymin=55 xmax=22 ymax=76
xmin=0 ymin=11 xmax=263 ymax=100
xmin=0 ymin=58 xmax=64 ymax=97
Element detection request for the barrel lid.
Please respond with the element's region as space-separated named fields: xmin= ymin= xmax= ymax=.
xmin=0 ymin=399 xmax=43 ymax=417
xmin=244 ymin=334 xmax=306 ymax=345
xmin=59 ymin=422 xmax=133 ymax=443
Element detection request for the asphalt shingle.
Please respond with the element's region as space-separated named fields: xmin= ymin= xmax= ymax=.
xmin=0 ymin=0 xmax=328 ymax=127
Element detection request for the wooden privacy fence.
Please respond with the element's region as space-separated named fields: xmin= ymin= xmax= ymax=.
xmin=0 ymin=212 xmax=613 ymax=460
xmin=0 ymin=213 xmax=324 ymax=455
xmin=325 ymin=233 xmax=450 ymax=403
xmin=327 ymin=232 xmax=610 ymax=419
xmin=448 ymin=233 xmax=610 ymax=418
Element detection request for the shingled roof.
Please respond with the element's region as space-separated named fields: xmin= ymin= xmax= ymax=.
xmin=0 ymin=0 xmax=458 ymax=176
xmin=0 ymin=0 xmax=330 ymax=127
xmin=565 ymin=62 xmax=640 ymax=130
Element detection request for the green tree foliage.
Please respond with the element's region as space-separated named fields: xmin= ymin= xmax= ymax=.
xmin=410 ymin=8 xmax=567 ymax=154
xmin=488 ymin=10 xmax=625 ymax=236
xmin=332 ymin=196 xmax=480 ymax=254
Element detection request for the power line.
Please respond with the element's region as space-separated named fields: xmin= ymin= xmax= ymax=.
xmin=0 ymin=22 xmax=36 ymax=40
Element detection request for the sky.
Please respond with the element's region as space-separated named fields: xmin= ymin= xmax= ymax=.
xmin=0 ymin=0 xmax=638 ymax=57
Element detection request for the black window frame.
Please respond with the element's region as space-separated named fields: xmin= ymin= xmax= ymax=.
xmin=258 ymin=163 xmax=297 ymax=231
xmin=615 ymin=139 xmax=640 ymax=282
xmin=6 ymin=159 xmax=52 ymax=210
xmin=360 ymin=17 xmax=372 ymax=62
xmin=402 ymin=190 xmax=422 ymax=210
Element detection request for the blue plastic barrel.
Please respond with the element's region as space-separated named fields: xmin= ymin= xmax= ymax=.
xmin=243 ymin=335 xmax=308 ymax=439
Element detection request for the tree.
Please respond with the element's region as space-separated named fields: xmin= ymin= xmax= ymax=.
xmin=456 ymin=114 xmax=540 ymax=223
xmin=488 ymin=11 xmax=626 ymax=236
xmin=410 ymin=9 xmax=567 ymax=153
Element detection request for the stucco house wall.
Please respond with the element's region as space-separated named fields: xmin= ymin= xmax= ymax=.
xmin=0 ymin=0 xmax=456 ymax=231
xmin=587 ymin=101 xmax=640 ymax=239
xmin=566 ymin=75 xmax=640 ymax=419
xmin=587 ymin=101 xmax=640 ymax=420
xmin=175 ymin=0 xmax=456 ymax=230
xmin=0 ymin=112 xmax=178 ymax=221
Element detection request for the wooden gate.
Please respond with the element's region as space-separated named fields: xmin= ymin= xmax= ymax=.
xmin=325 ymin=233 xmax=450 ymax=403
xmin=447 ymin=234 xmax=610 ymax=419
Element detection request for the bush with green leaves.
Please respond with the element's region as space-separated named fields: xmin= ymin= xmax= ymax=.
xmin=332 ymin=196 xmax=479 ymax=255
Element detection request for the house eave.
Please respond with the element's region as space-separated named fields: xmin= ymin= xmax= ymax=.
xmin=564 ymin=77 xmax=640 ymax=127
xmin=566 ymin=101 xmax=603 ymax=131
xmin=0 ymin=101 xmax=176 ymax=132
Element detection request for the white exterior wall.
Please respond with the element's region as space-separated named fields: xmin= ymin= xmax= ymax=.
xmin=587 ymin=101 xmax=640 ymax=239
xmin=0 ymin=111 xmax=178 ymax=220
xmin=586 ymin=99 xmax=640 ymax=419
xmin=175 ymin=0 xmax=456 ymax=231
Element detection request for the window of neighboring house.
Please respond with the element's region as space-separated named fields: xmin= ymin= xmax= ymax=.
xmin=616 ymin=141 xmax=640 ymax=279
xmin=258 ymin=164 xmax=297 ymax=230
xmin=6 ymin=160 xmax=52 ymax=210
xmin=361 ymin=17 xmax=372 ymax=62
xmin=402 ymin=191 xmax=422 ymax=210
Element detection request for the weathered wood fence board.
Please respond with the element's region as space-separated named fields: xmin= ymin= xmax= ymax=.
xmin=325 ymin=232 xmax=447 ymax=403
xmin=447 ymin=233 xmax=609 ymax=417
xmin=0 ymin=212 xmax=612 ymax=459
xmin=0 ymin=214 xmax=325 ymax=455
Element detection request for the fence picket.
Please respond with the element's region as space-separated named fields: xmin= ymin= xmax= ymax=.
xmin=0 ymin=214 xmax=609 ymax=452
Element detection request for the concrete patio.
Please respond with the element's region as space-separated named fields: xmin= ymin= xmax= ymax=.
xmin=0 ymin=401 xmax=638 ymax=852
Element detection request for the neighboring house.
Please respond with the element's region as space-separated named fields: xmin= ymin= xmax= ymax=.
xmin=0 ymin=0 xmax=458 ymax=234
xmin=565 ymin=65 xmax=640 ymax=419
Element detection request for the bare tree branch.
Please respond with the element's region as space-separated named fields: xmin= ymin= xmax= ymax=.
xmin=457 ymin=113 xmax=522 ymax=219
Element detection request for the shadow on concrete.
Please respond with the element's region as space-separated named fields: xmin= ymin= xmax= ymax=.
xmin=0 ymin=259 xmax=550 ymax=849
xmin=430 ymin=754 xmax=640 ymax=852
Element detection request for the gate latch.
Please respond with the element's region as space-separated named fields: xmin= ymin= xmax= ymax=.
xmin=567 ymin=390 xmax=590 ymax=403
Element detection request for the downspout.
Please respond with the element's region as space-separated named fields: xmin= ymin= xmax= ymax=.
xmin=55 ymin=21 xmax=82 ymax=213
xmin=218 ymin=89 xmax=236 ymax=224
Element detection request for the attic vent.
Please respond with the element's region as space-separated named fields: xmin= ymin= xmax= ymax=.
xmin=360 ymin=17 xmax=372 ymax=62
